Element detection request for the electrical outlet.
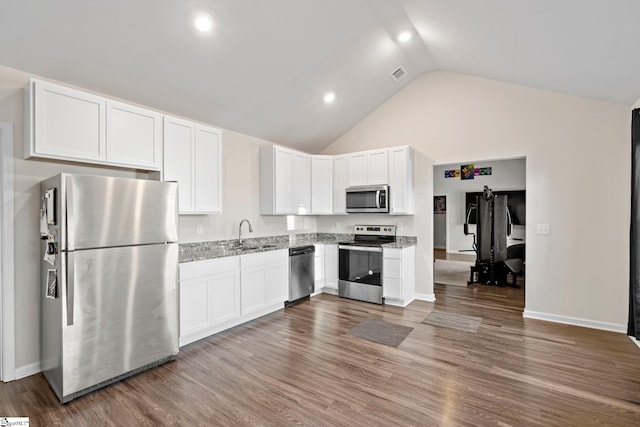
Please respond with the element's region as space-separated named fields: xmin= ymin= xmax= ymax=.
xmin=196 ymin=224 xmax=203 ymax=234
xmin=335 ymin=222 xmax=341 ymax=229
xmin=536 ymin=223 xmax=550 ymax=235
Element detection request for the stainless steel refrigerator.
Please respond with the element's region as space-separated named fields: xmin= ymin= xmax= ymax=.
xmin=40 ymin=173 xmax=179 ymax=403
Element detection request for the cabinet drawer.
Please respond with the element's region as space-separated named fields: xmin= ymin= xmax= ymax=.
xmin=180 ymin=257 xmax=240 ymax=280
xmin=383 ymin=248 xmax=402 ymax=259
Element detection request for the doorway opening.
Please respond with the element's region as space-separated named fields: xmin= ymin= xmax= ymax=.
xmin=432 ymin=157 xmax=526 ymax=312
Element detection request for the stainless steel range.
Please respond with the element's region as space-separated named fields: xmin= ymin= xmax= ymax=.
xmin=338 ymin=225 xmax=396 ymax=304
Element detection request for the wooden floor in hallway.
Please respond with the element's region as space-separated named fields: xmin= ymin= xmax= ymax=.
xmin=1 ymin=285 xmax=638 ymax=426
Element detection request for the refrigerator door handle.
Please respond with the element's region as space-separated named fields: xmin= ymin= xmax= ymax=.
xmin=66 ymin=252 xmax=74 ymax=326
xmin=66 ymin=176 xmax=75 ymax=251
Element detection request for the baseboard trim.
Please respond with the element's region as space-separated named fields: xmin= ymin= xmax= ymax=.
xmin=414 ymin=293 xmax=436 ymax=302
xmin=523 ymin=310 xmax=626 ymax=333
xmin=321 ymin=288 xmax=338 ymax=296
xmin=15 ymin=361 xmax=41 ymax=380
xmin=384 ymin=297 xmax=414 ymax=307
xmin=629 ymin=336 xmax=640 ymax=350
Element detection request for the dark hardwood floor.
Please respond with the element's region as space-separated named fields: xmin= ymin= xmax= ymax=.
xmin=1 ymin=285 xmax=639 ymax=426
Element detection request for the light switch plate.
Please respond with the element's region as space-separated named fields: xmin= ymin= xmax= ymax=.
xmin=536 ymin=223 xmax=550 ymax=235
xmin=196 ymin=224 xmax=203 ymax=234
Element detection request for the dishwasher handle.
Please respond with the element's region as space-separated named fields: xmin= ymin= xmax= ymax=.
xmin=289 ymin=246 xmax=315 ymax=256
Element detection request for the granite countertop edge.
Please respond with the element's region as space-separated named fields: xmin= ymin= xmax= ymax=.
xmin=179 ymin=233 xmax=417 ymax=263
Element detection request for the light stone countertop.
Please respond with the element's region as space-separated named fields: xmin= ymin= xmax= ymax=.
xmin=179 ymin=233 xmax=417 ymax=263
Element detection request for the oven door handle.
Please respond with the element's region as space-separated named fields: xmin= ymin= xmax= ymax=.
xmin=338 ymin=245 xmax=383 ymax=253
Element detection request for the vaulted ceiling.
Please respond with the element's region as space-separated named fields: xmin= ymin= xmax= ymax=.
xmin=1 ymin=0 xmax=639 ymax=153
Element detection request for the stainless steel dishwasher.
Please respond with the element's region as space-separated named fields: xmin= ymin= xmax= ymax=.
xmin=287 ymin=245 xmax=315 ymax=306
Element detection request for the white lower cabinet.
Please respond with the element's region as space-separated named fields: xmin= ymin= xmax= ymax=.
xmin=323 ymin=244 xmax=338 ymax=293
xmin=240 ymin=250 xmax=288 ymax=316
xmin=179 ymin=257 xmax=240 ymax=346
xmin=313 ymin=244 xmax=325 ymax=294
xmin=179 ymin=249 xmax=288 ymax=347
xmin=383 ymin=246 xmax=416 ymax=306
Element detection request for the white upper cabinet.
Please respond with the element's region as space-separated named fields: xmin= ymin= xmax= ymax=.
xmin=333 ymin=155 xmax=348 ymax=215
xmin=26 ymin=79 xmax=106 ymax=162
xmin=311 ymin=155 xmax=333 ymax=215
xmin=367 ymin=149 xmax=389 ymax=185
xmin=346 ymin=149 xmax=389 ymax=187
xmin=292 ymin=152 xmax=311 ymax=214
xmin=164 ymin=116 xmax=223 ymax=214
xmin=194 ymin=125 xmax=223 ymax=213
xmin=261 ymin=145 xmax=412 ymax=216
xmin=163 ymin=117 xmax=195 ymax=211
xmin=388 ymin=146 xmax=414 ymax=215
xmin=347 ymin=152 xmax=368 ymax=186
xmin=273 ymin=147 xmax=294 ymax=214
xmin=106 ymin=101 xmax=162 ymax=169
xmin=261 ymin=145 xmax=311 ymax=215
xmin=25 ymin=78 xmax=161 ymax=170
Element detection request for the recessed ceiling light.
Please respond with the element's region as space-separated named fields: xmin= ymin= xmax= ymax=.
xmin=195 ymin=13 xmax=213 ymax=32
xmin=397 ymin=31 xmax=412 ymax=43
xmin=323 ymin=92 xmax=336 ymax=104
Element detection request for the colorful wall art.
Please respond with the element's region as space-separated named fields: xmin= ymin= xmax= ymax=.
xmin=444 ymin=166 xmax=492 ymax=179
xmin=461 ymin=164 xmax=475 ymax=180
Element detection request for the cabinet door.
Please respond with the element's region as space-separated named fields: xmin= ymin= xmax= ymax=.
xmin=293 ymin=152 xmax=311 ymax=214
xmin=333 ymin=156 xmax=347 ymax=214
xmin=194 ymin=125 xmax=223 ymax=213
xmin=367 ymin=149 xmax=389 ymax=185
xmin=347 ymin=152 xmax=368 ymax=186
xmin=274 ymin=147 xmax=294 ymax=214
xmin=33 ymin=79 xmax=106 ymax=161
xmin=324 ymin=244 xmax=338 ymax=290
xmin=211 ymin=269 xmax=240 ymax=324
xmin=163 ymin=117 xmax=195 ymax=213
xmin=241 ymin=266 xmax=266 ymax=316
xmin=265 ymin=263 xmax=288 ymax=306
xmin=383 ymin=257 xmax=403 ymax=299
xmin=311 ymin=156 xmax=333 ymax=214
xmin=389 ymin=146 xmax=413 ymax=214
xmin=179 ymin=277 xmax=211 ymax=338
xmin=314 ymin=244 xmax=325 ymax=291
xmin=106 ymin=101 xmax=162 ymax=170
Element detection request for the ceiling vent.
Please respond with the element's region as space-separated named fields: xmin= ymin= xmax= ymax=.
xmin=391 ymin=66 xmax=407 ymax=82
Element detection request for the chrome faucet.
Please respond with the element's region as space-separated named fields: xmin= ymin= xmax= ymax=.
xmin=238 ymin=219 xmax=253 ymax=246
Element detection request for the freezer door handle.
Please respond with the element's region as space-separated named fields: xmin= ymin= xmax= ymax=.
xmin=66 ymin=252 xmax=74 ymax=326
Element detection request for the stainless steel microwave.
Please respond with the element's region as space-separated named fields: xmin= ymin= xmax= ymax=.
xmin=345 ymin=185 xmax=389 ymax=213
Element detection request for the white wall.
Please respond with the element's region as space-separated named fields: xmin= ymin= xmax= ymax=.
xmin=0 ymin=65 xmax=314 ymax=373
xmin=434 ymin=158 xmax=526 ymax=253
xmin=321 ymin=70 xmax=630 ymax=331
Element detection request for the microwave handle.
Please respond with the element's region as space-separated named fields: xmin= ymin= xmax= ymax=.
xmin=376 ymin=190 xmax=381 ymax=209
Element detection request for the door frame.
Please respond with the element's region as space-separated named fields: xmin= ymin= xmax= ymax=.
xmin=0 ymin=121 xmax=15 ymax=381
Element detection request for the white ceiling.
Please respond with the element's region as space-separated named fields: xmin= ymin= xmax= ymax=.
xmin=1 ymin=0 xmax=639 ymax=153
